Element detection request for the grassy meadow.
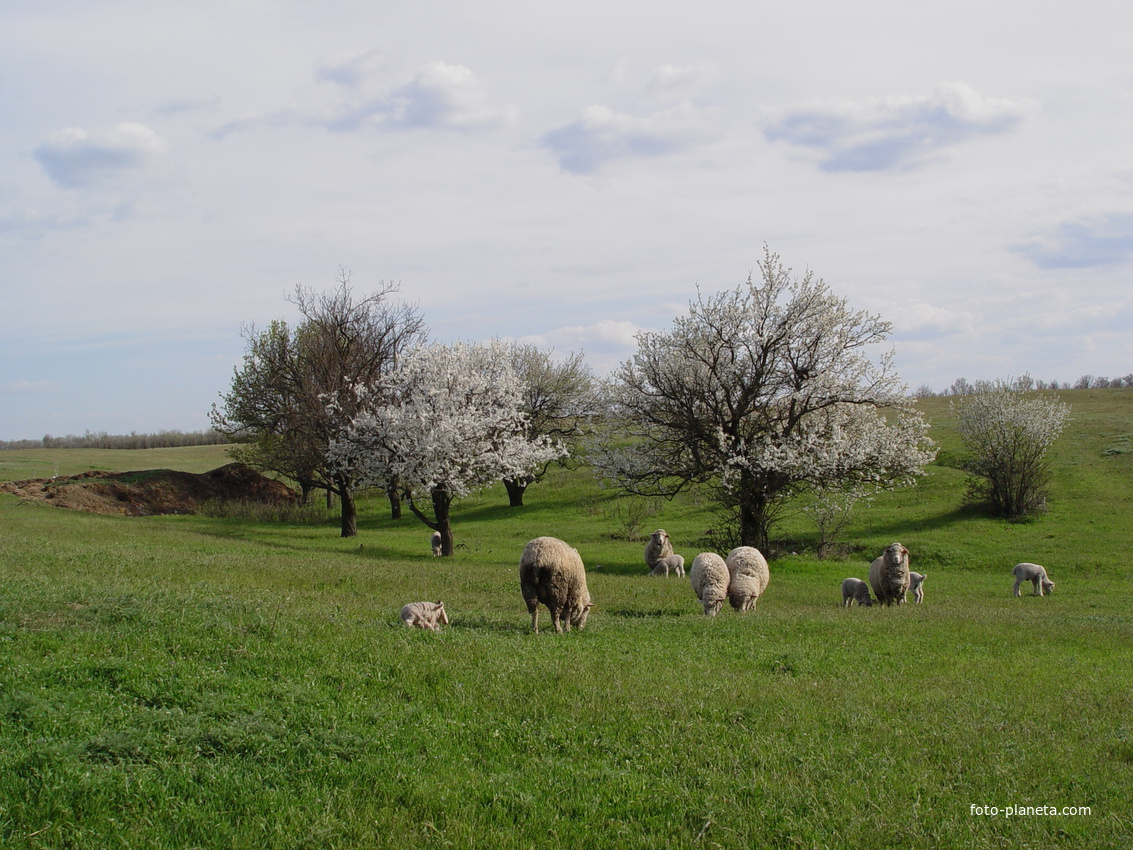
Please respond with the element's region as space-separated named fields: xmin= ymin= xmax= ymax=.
xmin=1 ymin=390 xmax=1132 ymax=848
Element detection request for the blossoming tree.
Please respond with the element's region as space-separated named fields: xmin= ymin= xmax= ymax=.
xmin=327 ymin=341 xmax=566 ymax=555
xmin=593 ymin=247 xmax=936 ymax=551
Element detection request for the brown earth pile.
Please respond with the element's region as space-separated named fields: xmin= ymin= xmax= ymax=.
xmin=0 ymin=463 xmax=297 ymax=517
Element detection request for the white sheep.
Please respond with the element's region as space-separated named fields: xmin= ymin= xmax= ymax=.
xmin=650 ymin=553 xmax=686 ymax=577
xmin=400 ymin=600 xmax=449 ymax=631
xmin=725 ymin=546 xmax=771 ymax=612
xmin=908 ymin=571 xmax=926 ymax=604
xmin=689 ymin=552 xmax=730 ymax=616
xmin=644 ymin=529 xmax=674 ymax=573
xmin=519 ymin=536 xmax=594 ymax=633
xmin=430 ymin=531 xmax=442 ymax=557
xmin=869 ymin=542 xmax=911 ymax=606
xmin=841 ymin=577 xmax=873 ymax=607
xmin=1012 ymin=562 xmax=1055 ymax=597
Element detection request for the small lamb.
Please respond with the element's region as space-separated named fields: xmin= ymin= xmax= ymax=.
xmin=908 ymin=571 xmax=926 ymax=604
xmin=650 ymin=553 xmax=685 ymax=577
xmin=1012 ymin=563 xmax=1055 ymax=597
xmin=841 ymin=577 xmax=873 ymax=607
xmin=430 ymin=531 xmax=442 ymax=557
xmin=400 ymin=600 xmax=449 ymax=631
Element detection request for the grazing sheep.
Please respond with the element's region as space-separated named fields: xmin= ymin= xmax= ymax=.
xmin=519 ymin=537 xmax=594 ymax=633
xmin=841 ymin=577 xmax=873 ymax=607
xmin=400 ymin=600 xmax=449 ymax=631
xmin=650 ymin=553 xmax=686 ymax=577
xmin=869 ymin=542 xmax=911 ymax=606
xmin=908 ymin=571 xmax=926 ymax=604
xmin=725 ymin=546 xmax=771 ymax=611
xmin=1012 ymin=563 xmax=1055 ymax=597
xmin=644 ymin=529 xmax=674 ymax=573
xmin=689 ymin=553 xmax=730 ymax=616
xmin=430 ymin=531 xmax=442 ymax=557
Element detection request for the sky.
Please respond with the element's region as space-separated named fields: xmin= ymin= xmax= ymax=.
xmin=2 ymin=0 xmax=1132 ymax=441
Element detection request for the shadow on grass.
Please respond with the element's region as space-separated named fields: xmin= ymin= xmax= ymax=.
xmin=861 ymin=504 xmax=986 ymax=539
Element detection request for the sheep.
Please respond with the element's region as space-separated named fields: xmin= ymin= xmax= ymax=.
xmin=868 ymin=542 xmax=911 ymax=606
xmin=725 ymin=546 xmax=771 ymax=612
xmin=430 ymin=531 xmax=442 ymax=557
xmin=400 ymin=600 xmax=449 ymax=631
xmin=841 ymin=577 xmax=873 ymax=607
xmin=644 ymin=529 xmax=674 ymax=573
xmin=650 ymin=553 xmax=686 ymax=577
xmin=1012 ymin=562 xmax=1055 ymax=597
xmin=689 ymin=552 xmax=730 ymax=616
xmin=908 ymin=571 xmax=926 ymax=604
xmin=519 ymin=536 xmax=594 ymax=633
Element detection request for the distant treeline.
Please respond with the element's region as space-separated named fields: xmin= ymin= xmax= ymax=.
xmin=0 ymin=430 xmax=229 ymax=451
xmin=914 ymin=373 xmax=1133 ymax=398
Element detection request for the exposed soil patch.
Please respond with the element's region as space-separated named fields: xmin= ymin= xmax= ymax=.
xmin=0 ymin=463 xmax=297 ymax=517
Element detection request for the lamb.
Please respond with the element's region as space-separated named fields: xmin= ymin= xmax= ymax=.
xmin=868 ymin=542 xmax=911 ymax=606
xmin=430 ymin=531 xmax=442 ymax=557
xmin=689 ymin=552 xmax=730 ymax=616
xmin=725 ymin=546 xmax=771 ymax=612
xmin=908 ymin=571 xmax=926 ymax=604
xmin=644 ymin=529 xmax=674 ymax=573
xmin=519 ymin=536 xmax=594 ymax=633
xmin=1012 ymin=562 xmax=1055 ymax=597
xmin=400 ymin=600 xmax=449 ymax=631
xmin=650 ymin=553 xmax=686 ymax=577
xmin=841 ymin=577 xmax=873 ymax=607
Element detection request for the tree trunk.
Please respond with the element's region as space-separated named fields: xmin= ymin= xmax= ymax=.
xmin=431 ymin=488 xmax=454 ymax=556
xmin=387 ymin=480 xmax=402 ymax=519
xmin=503 ymin=477 xmax=528 ymax=508
xmin=738 ymin=476 xmax=771 ymax=553
xmin=336 ymin=473 xmax=357 ymax=538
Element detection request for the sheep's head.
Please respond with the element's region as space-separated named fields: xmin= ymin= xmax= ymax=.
xmin=1041 ymin=579 xmax=1055 ymax=595
xmin=569 ymin=600 xmax=594 ymax=629
xmin=435 ymin=601 xmax=449 ymax=626
xmin=885 ymin=543 xmax=909 ymax=567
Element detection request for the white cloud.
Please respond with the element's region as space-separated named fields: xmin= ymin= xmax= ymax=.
xmin=33 ymin=123 xmax=167 ymax=188
xmin=646 ymin=61 xmax=720 ymax=102
xmin=539 ymin=102 xmax=710 ymax=174
xmin=518 ymin=319 xmax=645 ymax=375
xmin=763 ymin=82 xmax=1039 ymax=172
xmin=383 ymin=61 xmax=518 ymax=130
xmin=1012 ymin=212 xmax=1133 ymax=269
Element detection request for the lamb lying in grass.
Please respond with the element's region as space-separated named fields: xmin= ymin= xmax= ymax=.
xmin=841 ymin=577 xmax=873 ymax=607
xmin=1012 ymin=563 xmax=1055 ymax=597
xmin=400 ymin=600 xmax=449 ymax=631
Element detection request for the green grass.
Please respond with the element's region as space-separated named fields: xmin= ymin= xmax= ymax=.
xmin=2 ymin=390 xmax=1132 ymax=848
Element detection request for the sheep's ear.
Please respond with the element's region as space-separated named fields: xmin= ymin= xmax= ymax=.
xmin=436 ymin=600 xmax=444 ymax=607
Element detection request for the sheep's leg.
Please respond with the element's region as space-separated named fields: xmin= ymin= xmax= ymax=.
xmin=1012 ymin=578 xmax=1023 ymax=597
xmin=530 ymin=608 xmax=540 ymax=634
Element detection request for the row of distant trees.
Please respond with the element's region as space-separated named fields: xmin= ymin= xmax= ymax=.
xmin=916 ymin=373 xmax=1133 ymax=398
xmin=0 ymin=430 xmax=227 ymax=451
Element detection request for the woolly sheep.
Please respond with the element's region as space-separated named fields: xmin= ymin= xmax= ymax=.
xmin=725 ymin=546 xmax=771 ymax=612
xmin=400 ymin=600 xmax=449 ymax=631
xmin=644 ymin=529 xmax=674 ymax=573
xmin=1012 ymin=562 xmax=1055 ymax=597
xmin=689 ymin=552 xmax=730 ymax=616
xmin=430 ymin=531 xmax=442 ymax=557
xmin=868 ymin=542 xmax=911 ymax=606
xmin=650 ymin=553 xmax=686 ymax=577
xmin=841 ymin=577 xmax=873 ymax=607
xmin=908 ymin=571 xmax=926 ymax=604
xmin=519 ymin=536 xmax=594 ymax=633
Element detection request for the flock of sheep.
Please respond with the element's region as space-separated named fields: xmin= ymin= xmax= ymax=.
xmin=400 ymin=528 xmax=1056 ymax=632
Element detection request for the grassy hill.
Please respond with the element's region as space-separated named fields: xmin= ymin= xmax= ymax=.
xmin=1 ymin=390 xmax=1131 ymax=847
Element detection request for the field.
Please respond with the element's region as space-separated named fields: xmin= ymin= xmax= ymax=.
xmin=2 ymin=391 xmax=1132 ymax=848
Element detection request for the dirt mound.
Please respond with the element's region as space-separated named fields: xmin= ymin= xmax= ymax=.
xmin=0 ymin=463 xmax=298 ymax=517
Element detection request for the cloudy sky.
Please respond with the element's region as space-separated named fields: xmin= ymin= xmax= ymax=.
xmin=2 ymin=1 xmax=1132 ymax=441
